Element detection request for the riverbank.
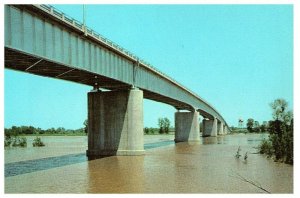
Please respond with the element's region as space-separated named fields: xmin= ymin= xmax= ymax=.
xmin=5 ymin=133 xmax=293 ymax=193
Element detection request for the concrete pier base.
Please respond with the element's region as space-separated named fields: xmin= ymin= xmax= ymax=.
xmin=86 ymin=88 xmax=144 ymax=158
xmin=175 ymin=111 xmax=200 ymax=142
xmin=202 ymin=118 xmax=218 ymax=137
xmin=218 ymin=122 xmax=224 ymax=135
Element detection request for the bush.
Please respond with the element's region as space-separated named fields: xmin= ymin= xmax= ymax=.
xmin=32 ymin=137 xmax=45 ymax=147
xmin=259 ymin=138 xmax=273 ymax=157
xmin=149 ymin=128 xmax=155 ymax=134
xmin=4 ymin=136 xmax=12 ymax=147
xmin=258 ymin=99 xmax=294 ymax=165
xmin=12 ymin=137 xmax=27 ymax=147
xmin=19 ymin=137 xmax=27 ymax=147
xmin=283 ymin=129 xmax=293 ymax=164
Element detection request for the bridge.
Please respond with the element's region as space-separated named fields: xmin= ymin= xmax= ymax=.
xmin=5 ymin=4 xmax=230 ymax=157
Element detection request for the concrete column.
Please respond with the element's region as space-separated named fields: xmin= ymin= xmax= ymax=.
xmin=175 ymin=111 xmax=200 ymax=142
xmin=86 ymin=88 xmax=144 ymax=158
xmin=202 ymin=117 xmax=218 ymax=137
xmin=218 ymin=122 xmax=224 ymax=135
xmin=224 ymin=125 xmax=228 ymax=134
xmin=199 ymin=116 xmax=203 ymax=135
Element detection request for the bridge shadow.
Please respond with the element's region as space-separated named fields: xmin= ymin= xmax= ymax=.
xmin=5 ymin=140 xmax=176 ymax=178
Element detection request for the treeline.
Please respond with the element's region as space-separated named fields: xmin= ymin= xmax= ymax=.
xmin=232 ymin=119 xmax=286 ymax=133
xmin=5 ymin=126 xmax=86 ymax=136
xmin=144 ymin=127 xmax=175 ymax=135
xmin=246 ymin=119 xmax=273 ymax=133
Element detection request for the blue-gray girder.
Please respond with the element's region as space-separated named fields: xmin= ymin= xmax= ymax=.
xmin=4 ymin=4 xmax=229 ymax=127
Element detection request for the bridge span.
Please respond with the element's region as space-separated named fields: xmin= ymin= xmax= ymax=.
xmin=5 ymin=4 xmax=230 ymax=157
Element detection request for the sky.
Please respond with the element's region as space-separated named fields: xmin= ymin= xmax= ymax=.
xmin=4 ymin=4 xmax=293 ymax=129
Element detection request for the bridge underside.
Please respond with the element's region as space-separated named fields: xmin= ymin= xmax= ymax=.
xmin=5 ymin=47 xmax=193 ymax=111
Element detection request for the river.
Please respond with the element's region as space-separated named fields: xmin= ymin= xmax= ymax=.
xmin=4 ymin=133 xmax=293 ymax=193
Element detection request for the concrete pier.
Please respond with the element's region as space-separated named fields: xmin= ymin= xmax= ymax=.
xmin=175 ymin=111 xmax=200 ymax=142
xmin=224 ymin=125 xmax=228 ymax=134
xmin=86 ymin=88 xmax=144 ymax=157
xmin=202 ymin=118 xmax=218 ymax=137
xmin=218 ymin=122 xmax=224 ymax=135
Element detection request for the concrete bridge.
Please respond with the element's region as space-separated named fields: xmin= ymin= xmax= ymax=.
xmin=5 ymin=4 xmax=230 ymax=158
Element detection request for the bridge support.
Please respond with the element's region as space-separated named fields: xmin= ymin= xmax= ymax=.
xmin=175 ymin=111 xmax=200 ymax=142
xmin=202 ymin=118 xmax=218 ymax=137
xmin=86 ymin=88 xmax=144 ymax=158
xmin=218 ymin=122 xmax=224 ymax=135
xmin=224 ymin=125 xmax=228 ymax=134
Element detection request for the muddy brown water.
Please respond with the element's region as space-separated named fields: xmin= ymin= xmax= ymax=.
xmin=4 ymin=133 xmax=293 ymax=193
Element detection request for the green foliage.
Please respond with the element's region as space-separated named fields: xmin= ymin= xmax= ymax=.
xmin=258 ymin=99 xmax=293 ymax=164
xmin=270 ymin=98 xmax=287 ymax=121
xmin=246 ymin=119 xmax=268 ymax=133
xmin=144 ymin=127 xmax=171 ymax=135
xmin=4 ymin=135 xmax=12 ymax=147
xmin=246 ymin=118 xmax=254 ymax=132
xmin=83 ymin=119 xmax=88 ymax=135
xmin=32 ymin=137 xmax=45 ymax=147
xmin=283 ymin=121 xmax=293 ymax=164
xmin=253 ymin=121 xmax=260 ymax=132
xmin=19 ymin=137 xmax=27 ymax=147
xmin=158 ymin=118 xmax=164 ymax=134
xmin=5 ymin=125 xmax=86 ymax=136
xmin=144 ymin=127 xmax=150 ymax=134
xmin=158 ymin=117 xmax=171 ymax=134
xmin=235 ymin=146 xmax=241 ymax=158
xmin=12 ymin=137 xmax=27 ymax=147
xmin=163 ymin=118 xmax=171 ymax=134
xmin=259 ymin=139 xmax=273 ymax=157
xmin=231 ymin=128 xmax=247 ymax=134
xmin=244 ymin=152 xmax=248 ymax=161
xmin=260 ymin=121 xmax=268 ymax=132
xmin=149 ymin=128 xmax=156 ymax=134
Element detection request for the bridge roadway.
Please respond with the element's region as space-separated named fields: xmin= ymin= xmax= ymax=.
xmin=5 ymin=4 xmax=230 ymax=157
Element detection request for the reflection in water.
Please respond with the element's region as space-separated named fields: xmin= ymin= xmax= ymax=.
xmin=202 ymin=136 xmax=218 ymax=144
xmin=5 ymin=134 xmax=293 ymax=193
xmin=202 ymin=136 xmax=225 ymax=145
xmin=87 ymin=156 xmax=145 ymax=193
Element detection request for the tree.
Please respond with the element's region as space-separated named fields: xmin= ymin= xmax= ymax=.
xmin=246 ymin=118 xmax=254 ymax=132
xmin=83 ymin=119 xmax=88 ymax=135
xmin=270 ymin=98 xmax=288 ymax=121
xmin=260 ymin=121 xmax=268 ymax=132
xmin=158 ymin=118 xmax=164 ymax=134
xmin=163 ymin=117 xmax=171 ymax=134
xmin=56 ymin=127 xmax=66 ymax=134
xmin=253 ymin=121 xmax=260 ymax=132
xmin=283 ymin=111 xmax=293 ymax=125
xmin=269 ymin=99 xmax=293 ymax=163
xmin=144 ymin=127 xmax=149 ymax=134
xmin=158 ymin=117 xmax=171 ymax=134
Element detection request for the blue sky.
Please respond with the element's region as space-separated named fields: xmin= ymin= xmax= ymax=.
xmin=4 ymin=4 xmax=293 ymax=129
